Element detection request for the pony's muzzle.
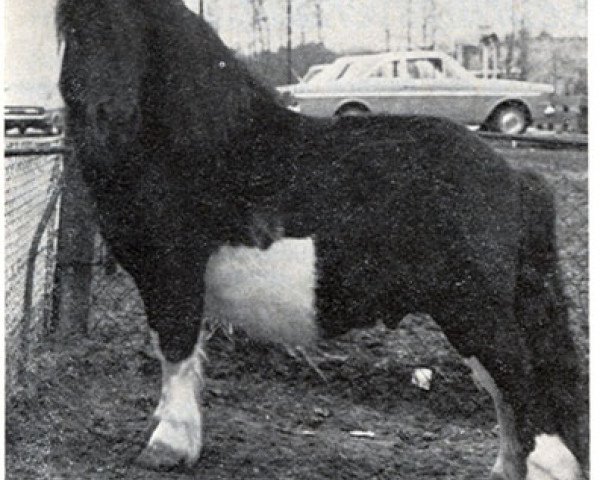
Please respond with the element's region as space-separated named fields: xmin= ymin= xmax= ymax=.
xmin=87 ymin=99 xmax=141 ymax=147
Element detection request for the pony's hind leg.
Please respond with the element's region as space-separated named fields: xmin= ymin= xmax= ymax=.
xmin=466 ymin=349 xmax=581 ymax=480
xmin=136 ymin=329 xmax=205 ymax=469
xmin=466 ymin=356 xmax=525 ymax=480
xmin=514 ymin=170 xmax=583 ymax=479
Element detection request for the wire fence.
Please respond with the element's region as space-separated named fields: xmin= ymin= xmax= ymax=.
xmin=4 ymin=136 xmax=64 ymax=394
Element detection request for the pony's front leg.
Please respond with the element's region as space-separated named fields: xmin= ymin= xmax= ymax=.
xmin=133 ymin=250 xmax=209 ymax=470
xmin=137 ymin=330 xmax=205 ymax=469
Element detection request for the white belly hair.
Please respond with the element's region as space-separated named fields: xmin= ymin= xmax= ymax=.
xmin=204 ymin=237 xmax=318 ymax=347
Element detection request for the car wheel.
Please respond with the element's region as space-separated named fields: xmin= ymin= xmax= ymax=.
xmin=490 ymin=105 xmax=528 ymax=135
xmin=336 ymin=105 xmax=370 ymax=117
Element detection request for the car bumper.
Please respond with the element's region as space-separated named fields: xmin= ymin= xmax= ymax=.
xmin=4 ymin=107 xmax=64 ymax=135
xmin=529 ymin=97 xmax=581 ymax=128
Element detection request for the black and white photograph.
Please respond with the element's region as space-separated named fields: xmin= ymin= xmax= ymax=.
xmin=3 ymin=0 xmax=590 ymax=478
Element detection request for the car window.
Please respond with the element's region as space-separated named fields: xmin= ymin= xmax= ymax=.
xmin=369 ymin=60 xmax=401 ymax=79
xmin=406 ymin=58 xmax=444 ymax=79
xmin=335 ymin=63 xmax=352 ymax=80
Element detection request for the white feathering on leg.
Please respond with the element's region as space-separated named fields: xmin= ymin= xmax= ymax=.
xmin=147 ymin=333 xmax=205 ymax=466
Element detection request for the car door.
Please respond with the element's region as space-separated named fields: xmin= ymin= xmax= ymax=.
xmin=357 ymin=58 xmax=412 ymax=114
xmin=398 ymin=56 xmax=478 ymax=124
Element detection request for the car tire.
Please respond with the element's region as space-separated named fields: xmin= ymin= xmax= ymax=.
xmin=489 ymin=105 xmax=528 ymax=135
xmin=336 ymin=105 xmax=370 ymax=117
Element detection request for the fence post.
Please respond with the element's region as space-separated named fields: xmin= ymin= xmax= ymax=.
xmin=54 ymin=149 xmax=97 ymax=337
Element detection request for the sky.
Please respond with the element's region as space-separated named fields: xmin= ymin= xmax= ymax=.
xmin=4 ymin=0 xmax=64 ymax=99
xmin=2 ymin=0 xmax=588 ymax=101
xmin=185 ymin=0 xmax=588 ymax=54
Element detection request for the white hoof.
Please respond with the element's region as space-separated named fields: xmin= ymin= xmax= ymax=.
xmin=526 ymin=434 xmax=582 ymax=480
xmin=141 ymin=337 xmax=205 ymax=470
xmin=138 ymin=417 xmax=202 ymax=469
xmin=136 ymin=439 xmax=194 ymax=470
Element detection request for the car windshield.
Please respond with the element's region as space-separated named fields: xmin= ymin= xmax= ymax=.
xmin=303 ymin=67 xmax=325 ymax=83
xmin=443 ymin=56 xmax=475 ymax=79
xmin=336 ymin=57 xmax=384 ymax=80
xmin=314 ymin=60 xmax=352 ymax=82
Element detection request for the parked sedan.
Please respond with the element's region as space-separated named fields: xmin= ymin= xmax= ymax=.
xmin=277 ymin=51 xmax=557 ymax=134
xmin=4 ymin=83 xmax=65 ymax=136
xmin=4 ymin=105 xmax=64 ymax=135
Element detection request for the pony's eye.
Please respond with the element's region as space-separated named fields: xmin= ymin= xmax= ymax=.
xmin=218 ymin=61 xmax=226 ymax=69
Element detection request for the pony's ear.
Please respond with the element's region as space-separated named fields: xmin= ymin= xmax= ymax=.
xmin=55 ymin=0 xmax=79 ymax=43
xmin=55 ymin=0 xmax=67 ymax=41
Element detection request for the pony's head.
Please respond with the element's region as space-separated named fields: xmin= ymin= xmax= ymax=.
xmin=58 ymin=0 xmax=284 ymax=161
xmin=57 ymin=0 xmax=145 ymax=152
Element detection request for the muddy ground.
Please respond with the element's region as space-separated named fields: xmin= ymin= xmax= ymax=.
xmin=6 ymin=147 xmax=588 ymax=479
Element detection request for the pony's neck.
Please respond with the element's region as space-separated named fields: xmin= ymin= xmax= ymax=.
xmin=141 ymin=0 xmax=289 ymax=151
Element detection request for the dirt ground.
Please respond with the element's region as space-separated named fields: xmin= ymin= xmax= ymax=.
xmin=5 ymin=146 xmax=588 ymax=479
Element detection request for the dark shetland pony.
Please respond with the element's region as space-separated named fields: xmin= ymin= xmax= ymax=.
xmin=57 ymin=0 xmax=582 ymax=478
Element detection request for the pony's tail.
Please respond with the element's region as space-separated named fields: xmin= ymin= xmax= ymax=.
xmin=515 ymin=170 xmax=582 ymax=460
xmin=203 ymin=238 xmax=319 ymax=347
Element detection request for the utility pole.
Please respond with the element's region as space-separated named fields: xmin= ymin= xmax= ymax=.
xmin=256 ymin=0 xmax=269 ymax=52
xmin=249 ymin=0 xmax=256 ymax=55
xmin=406 ymin=0 xmax=412 ymax=50
xmin=198 ymin=0 xmax=203 ymax=18
xmin=259 ymin=0 xmax=271 ymax=52
xmin=421 ymin=0 xmax=437 ymax=49
xmin=315 ymin=2 xmax=323 ymax=44
xmin=249 ymin=0 xmax=264 ymax=54
xmin=287 ymin=0 xmax=292 ymax=83
xmin=552 ymin=46 xmax=558 ymax=92
xmin=511 ymin=0 xmax=517 ymax=37
xmin=518 ymin=17 xmax=529 ymax=80
xmin=430 ymin=0 xmax=437 ymax=49
xmin=508 ymin=0 xmax=516 ymax=76
xmin=422 ymin=0 xmax=428 ymax=47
